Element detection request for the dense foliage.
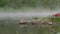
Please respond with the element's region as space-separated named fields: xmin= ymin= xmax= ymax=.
xmin=0 ymin=0 xmax=60 ymax=9
xmin=0 ymin=0 xmax=7 ymax=7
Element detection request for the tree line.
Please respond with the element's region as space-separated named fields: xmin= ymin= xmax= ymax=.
xmin=0 ymin=0 xmax=60 ymax=9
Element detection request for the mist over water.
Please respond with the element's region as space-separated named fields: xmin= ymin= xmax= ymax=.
xmin=0 ymin=8 xmax=59 ymax=20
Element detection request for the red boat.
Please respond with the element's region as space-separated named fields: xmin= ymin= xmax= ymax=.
xmin=51 ymin=13 xmax=60 ymax=18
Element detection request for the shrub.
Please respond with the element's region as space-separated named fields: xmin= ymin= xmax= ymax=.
xmin=33 ymin=16 xmax=38 ymax=20
xmin=49 ymin=17 xmax=60 ymax=23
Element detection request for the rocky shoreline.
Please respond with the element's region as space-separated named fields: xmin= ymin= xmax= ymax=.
xmin=18 ymin=18 xmax=58 ymax=34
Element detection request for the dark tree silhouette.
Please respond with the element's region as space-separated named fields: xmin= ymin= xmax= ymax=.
xmin=0 ymin=0 xmax=7 ymax=7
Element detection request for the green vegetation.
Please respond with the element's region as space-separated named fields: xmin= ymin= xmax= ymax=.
xmin=0 ymin=0 xmax=60 ymax=9
xmin=33 ymin=16 xmax=38 ymax=20
xmin=49 ymin=17 xmax=60 ymax=23
xmin=46 ymin=17 xmax=60 ymax=32
xmin=0 ymin=0 xmax=7 ymax=7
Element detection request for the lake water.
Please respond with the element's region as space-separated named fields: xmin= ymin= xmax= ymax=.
xmin=0 ymin=11 xmax=58 ymax=19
